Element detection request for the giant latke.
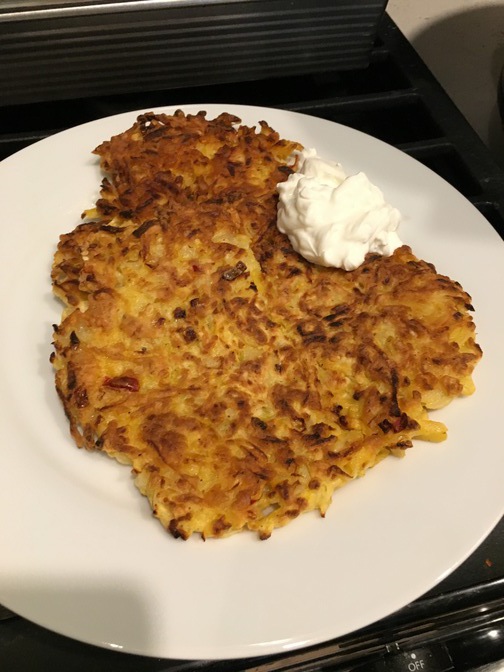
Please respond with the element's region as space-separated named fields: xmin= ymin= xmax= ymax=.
xmin=51 ymin=110 xmax=482 ymax=540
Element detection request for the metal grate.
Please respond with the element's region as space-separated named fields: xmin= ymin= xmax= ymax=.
xmin=0 ymin=0 xmax=387 ymax=105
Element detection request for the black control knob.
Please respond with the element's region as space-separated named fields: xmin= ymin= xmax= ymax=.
xmin=353 ymin=644 xmax=453 ymax=672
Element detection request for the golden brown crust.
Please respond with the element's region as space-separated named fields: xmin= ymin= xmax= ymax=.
xmin=51 ymin=110 xmax=482 ymax=540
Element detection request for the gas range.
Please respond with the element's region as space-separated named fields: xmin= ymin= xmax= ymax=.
xmin=1 ymin=9 xmax=503 ymax=672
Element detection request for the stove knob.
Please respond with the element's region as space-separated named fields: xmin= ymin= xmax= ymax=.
xmin=352 ymin=643 xmax=453 ymax=672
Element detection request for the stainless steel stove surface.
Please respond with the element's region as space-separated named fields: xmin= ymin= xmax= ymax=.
xmin=1 ymin=12 xmax=504 ymax=672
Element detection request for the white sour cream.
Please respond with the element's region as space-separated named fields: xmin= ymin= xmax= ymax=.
xmin=276 ymin=148 xmax=402 ymax=271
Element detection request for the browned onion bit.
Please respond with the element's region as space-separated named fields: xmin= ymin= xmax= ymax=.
xmin=103 ymin=376 xmax=140 ymax=392
xmin=221 ymin=261 xmax=247 ymax=281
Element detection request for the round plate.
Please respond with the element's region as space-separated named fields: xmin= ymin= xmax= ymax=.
xmin=0 ymin=104 xmax=503 ymax=660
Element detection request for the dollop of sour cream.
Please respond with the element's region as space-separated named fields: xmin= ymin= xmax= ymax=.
xmin=276 ymin=148 xmax=402 ymax=271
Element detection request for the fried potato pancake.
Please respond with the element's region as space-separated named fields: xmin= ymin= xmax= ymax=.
xmin=51 ymin=110 xmax=482 ymax=540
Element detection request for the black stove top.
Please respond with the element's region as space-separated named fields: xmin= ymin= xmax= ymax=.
xmin=1 ymin=13 xmax=503 ymax=672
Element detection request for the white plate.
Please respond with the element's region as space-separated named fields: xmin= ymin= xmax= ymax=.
xmin=1 ymin=104 xmax=503 ymax=661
